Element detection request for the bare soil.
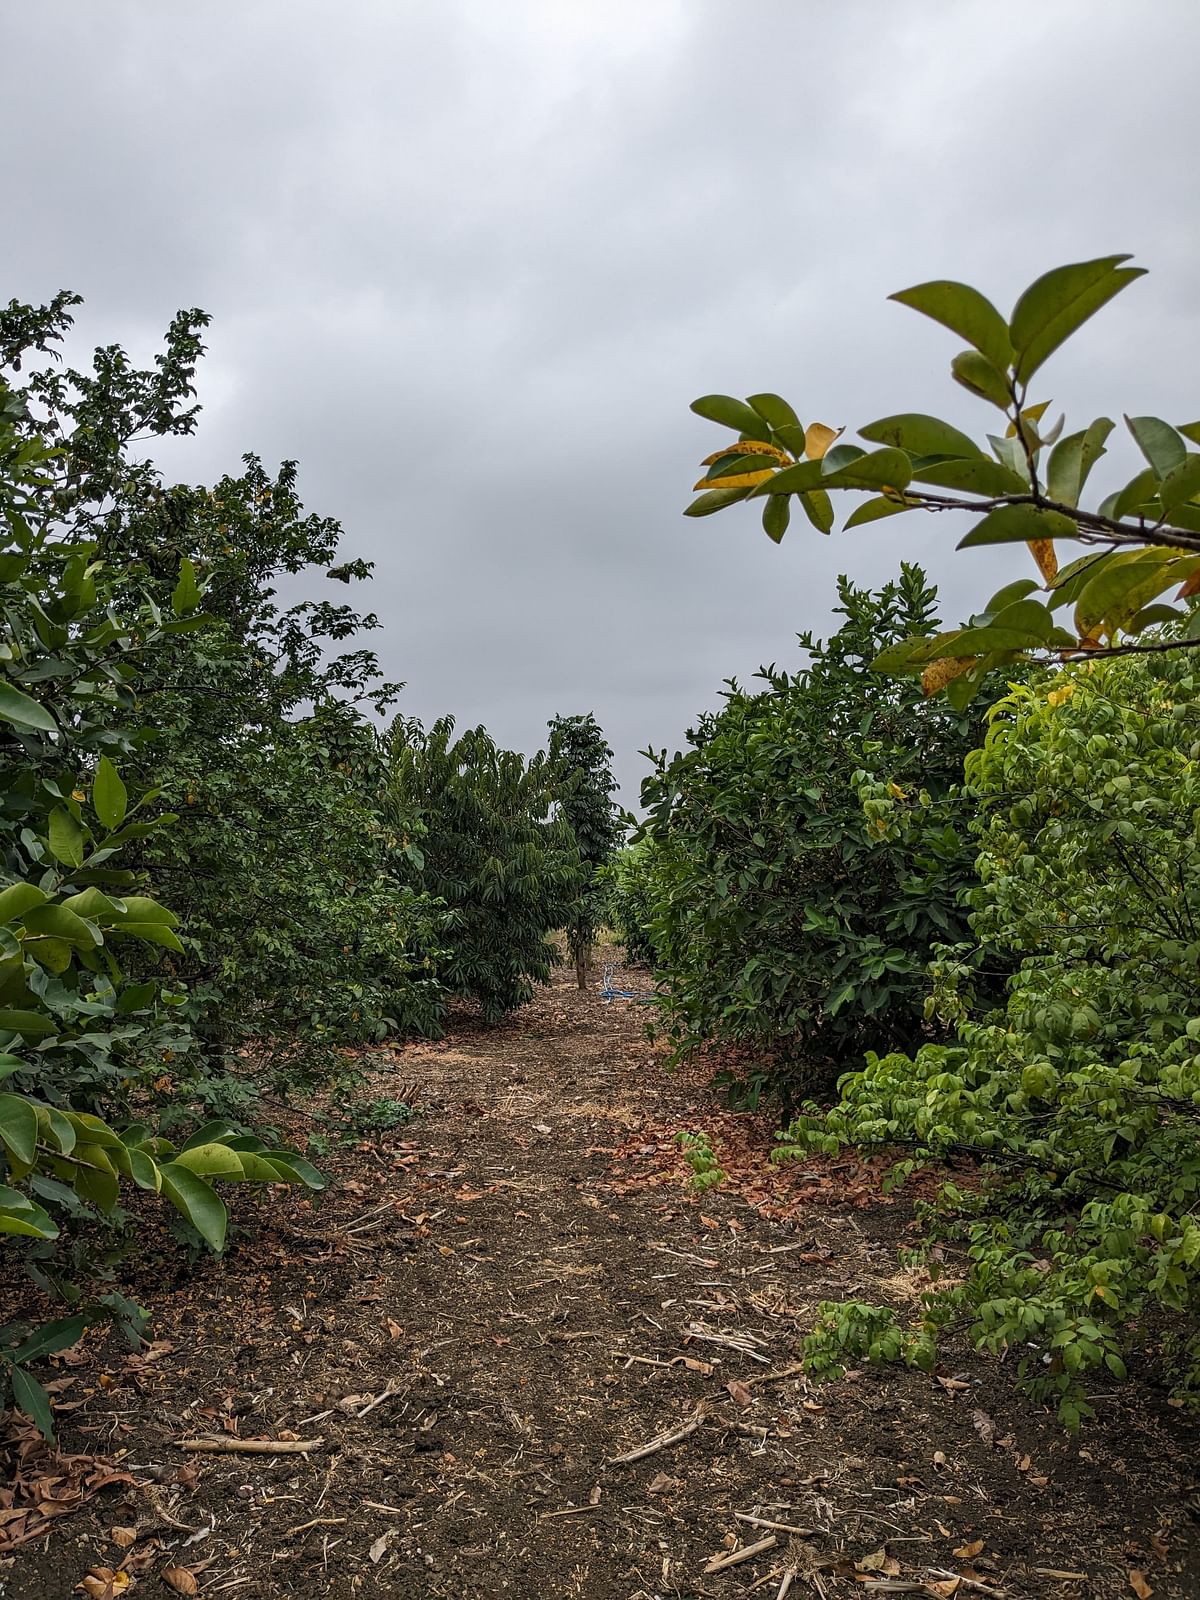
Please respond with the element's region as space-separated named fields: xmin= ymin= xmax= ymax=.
xmin=4 ymin=951 xmax=1198 ymax=1600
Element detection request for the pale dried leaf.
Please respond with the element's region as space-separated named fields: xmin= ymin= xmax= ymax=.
xmin=1129 ymin=1572 xmax=1153 ymax=1599
xmin=726 ymin=1379 xmax=753 ymax=1408
xmin=163 ymin=1568 xmax=199 ymax=1597
xmin=804 ymin=422 xmax=842 ymax=460
xmin=953 ymin=1539 xmax=985 ymax=1559
xmin=110 ymin=1527 xmax=137 ymax=1549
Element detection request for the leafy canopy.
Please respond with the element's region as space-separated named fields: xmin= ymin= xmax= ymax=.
xmin=684 ymin=255 xmax=1200 ymax=705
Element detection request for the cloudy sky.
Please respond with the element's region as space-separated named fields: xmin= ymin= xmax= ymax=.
xmin=8 ymin=2 xmax=1198 ymax=802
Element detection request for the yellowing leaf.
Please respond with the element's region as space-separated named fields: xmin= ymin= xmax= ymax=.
xmin=1129 ymin=1572 xmax=1153 ymax=1599
xmin=1177 ymin=570 xmax=1200 ymax=600
xmin=921 ymin=657 xmax=975 ymax=697
xmin=692 ymin=469 xmax=776 ymax=492
xmin=701 ymin=441 xmax=792 ymax=467
xmin=804 ymin=422 xmax=842 ymax=460
xmin=1028 ymin=538 xmax=1059 ymax=584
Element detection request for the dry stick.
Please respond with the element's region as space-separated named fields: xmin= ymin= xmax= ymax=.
xmin=284 ymin=1515 xmax=347 ymax=1539
xmin=539 ymin=1505 xmax=600 ymax=1520
xmin=703 ymin=1534 xmax=778 ymax=1574
xmin=356 ymin=1379 xmax=404 ymax=1419
xmin=606 ymin=1403 xmax=707 ymax=1466
xmin=745 ymin=1362 xmax=807 ymax=1390
xmin=735 ymin=1513 xmax=816 ymax=1536
xmin=362 ymin=1501 xmax=408 ymax=1516
xmin=776 ymin=1571 xmax=796 ymax=1600
xmin=174 ymin=1436 xmax=324 ymax=1455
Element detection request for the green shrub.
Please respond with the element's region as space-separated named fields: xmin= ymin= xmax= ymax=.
xmin=634 ymin=566 xmax=998 ymax=1098
xmin=779 ymin=648 xmax=1200 ymax=1422
xmin=548 ymin=713 xmax=621 ymax=987
xmin=601 ymin=838 xmax=661 ymax=967
xmin=388 ymin=717 xmax=583 ymax=1020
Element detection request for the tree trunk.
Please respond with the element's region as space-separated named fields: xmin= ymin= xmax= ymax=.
xmin=575 ymin=944 xmax=589 ymax=990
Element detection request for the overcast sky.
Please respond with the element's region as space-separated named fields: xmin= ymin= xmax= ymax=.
xmin=8 ymin=2 xmax=1199 ymax=803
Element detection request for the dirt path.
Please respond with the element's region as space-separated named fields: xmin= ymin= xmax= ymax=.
xmin=7 ymin=953 xmax=1199 ymax=1599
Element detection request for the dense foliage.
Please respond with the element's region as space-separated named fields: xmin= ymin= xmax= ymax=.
xmin=633 ymin=567 xmax=993 ymax=1100
xmin=388 ymin=717 xmax=583 ymax=1021
xmin=781 ymin=650 xmax=1200 ymax=1420
xmin=0 ymin=360 xmax=322 ymax=1434
xmin=601 ymin=839 xmax=660 ymax=968
xmin=682 ymin=255 xmax=1200 ymax=703
xmin=547 ymin=713 xmax=621 ymax=987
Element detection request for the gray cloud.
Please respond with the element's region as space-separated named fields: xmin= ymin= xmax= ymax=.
xmin=8 ymin=1 xmax=1199 ymax=802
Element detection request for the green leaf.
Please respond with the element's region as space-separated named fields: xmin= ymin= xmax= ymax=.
xmin=820 ymin=448 xmax=912 ymax=491
xmin=1009 ymin=255 xmax=1145 ymax=383
xmin=859 ymin=414 xmax=983 ymax=459
xmin=889 ymin=280 xmax=1013 ymax=373
xmin=0 ymin=682 xmax=57 ymax=733
xmin=10 ymin=1366 xmax=56 ymax=1440
xmin=158 ymin=1162 xmax=228 ymax=1252
xmin=12 ymin=1314 xmax=88 ymax=1364
xmin=747 ymin=393 xmax=799 ymax=431
xmin=172 ymin=1142 xmax=244 ymax=1179
xmin=690 ymin=395 xmax=772 ymax=438
xmin=1107 ymin=466 xmax=1160 ymax=522
xmin=1126 ymin=415 xmax=1188 ymax=481
xmin=957 ymin=505 xmax=1078 ymax=549
xmin=983 ymin=579 xmax=1041 ymax=612
xmin=264 ymin=1151 xmax=326 ymax=1189
xmin=950 ymin=350 xmax=1011 ymax=409
xmin=0 ymin=1183 xmax=58 ymax=1239
xmin=0 ymin=1054 xmax=26 ymax=1082
xmin=171 ymin=556 xmax=203 ymax=616
xmin=754 ymin=459 xmax=827 ymax=496
xmin=911 ymin=457 xmax=1028 ymax=496
xmin=109 ymin=895 xmax=179 ymax=928
xmin=107 ymin=921 xmax=185 ymax=953
xmin=761 ymin=496 xmax=790 ymax=544
xmin=685 ymin=485 xmax=754 ymax=517
xmin=0 ymin=1093 xmax=38 ymax=1166
xmin=1159 ymin=453 xmax=1200 ymax=516
xmin=700 ymin=453 xmax=781 ymax=484
xmin=0 ymin=884 xmax=47 ymax=924
xmin=0 ymin=1010 xmax=56 ymax=1039
xmin=92 ymin=756 xmax=128 ymax=830
xmin=1046 ymin=419 xmax=1115 ymax=507
xmin=48 ymin=806 xmax=85 ymax=869
xmin=23 ymin=903 xmax=100 ymax=947
xmin=844 ymin=496 xmax=915 ymax=530
xmin=798 ymin=490 xmax=834 ymax=533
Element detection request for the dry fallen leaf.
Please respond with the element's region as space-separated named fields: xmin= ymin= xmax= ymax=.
xmin=1129 ymin=1572 xmax=1153 ymax=1599
xmin=726 ymin=1379 xmax=753 ymax=1408
xmin=953 ymin=1539 xmax=985 ymax=1559
xmin=925 ymin=1581 xmax=961 ymax=1598
xmin=971 ymin=1409 xmax=997 ymax=1447
xmin=110 ymin=1527 xmax=137 ymax=1548
xmin=369 ymin=1530 xmax=396 ymax=1564
xmin=163 ymin=1568 xmax=199 ymax=1596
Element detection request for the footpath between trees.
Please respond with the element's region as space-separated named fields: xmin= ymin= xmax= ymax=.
xmin=7 ymin=951 xmax=1198 ymax=1600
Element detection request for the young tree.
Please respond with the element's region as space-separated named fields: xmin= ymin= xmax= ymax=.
xmin=682 ymin=254 xmax=1200 ymax=705
xmin=547 ymin=713 xmax=621 ymax=988
xmin=388 ymin=717 xmax=583 ymax=1020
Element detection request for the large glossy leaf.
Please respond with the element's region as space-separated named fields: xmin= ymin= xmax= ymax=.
xmin=1009 ymin=256 xmax=1145 ymax=383
xmin=911 ymin=457 xmax=1028 ymax=496
xmin=761 ymin=495 xmax=790 ymax=544
xmin=10 ymin=1367 xmax=56 ymax=1440
xmin=1159 ymin=454 xmax=1200 ymax=516
xmin=0 ymin=682 xmax=56 ymax=733
xmin=92 ymin=756 xmax=128 ymax=830
xmin=1125 ymin=415 xmax=1188 ymax=480
xmin=1046 ymin=418 xmax=1115 ymax=507
xmin=0 ymin=1010 xmax=56 ymax=1038
xmin=950 ymin=350 xmax=1011 ymax=409
xmin=690 ymin=395 xmax=772 ymax=438
xmin=859 ymin=414 xmax=983 ymax=459
xmin=172 ymin=1142 xmax=244 ymax=1179
xmin=158 ymin=1162 xmax=228 ymax=1252
xmin=171 ymin=557 xmax=202 ymax=617
xmin=798 ymin=490 xmax=835 ymax=533
xmin=0 ymin=884 xmax=47 ymax=924
xmin=747 ymin=393 xmax=800 ymax=430
xmin=0 ymin=1183 xmax=57 ymax=1239
xmin=47 ymin=806 xmax=85 ymax=869
xmin=844 ymin=496 xmax=915 ymax=530
xmin=23 ymin=903 xmax=100 ymax=947
xmin=958 ymin=505 xmax=1079 ymax=549
xmin=889 ymin=280 xmax=1013 ymax=373
xmin=0 ymin=1093 xmax=38 ymax=1165
xmin=753 ymin=459 xmax=827 ymax=496
xmin=684 ymin=485 xmax=754 ymax=517
xmin=11 ymin=1314 xmax=88 ymax=1365
xmin=820 ymin=447 xmax=912 ymax=491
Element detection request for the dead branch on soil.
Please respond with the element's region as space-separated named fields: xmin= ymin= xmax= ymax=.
xmin=703 ymin=1533 xmax=778 ymax=1573
xmin=174 ymin=1436 xmax=324 ymax=1455
xmin=606 ymin=1403 xmax=708 ymax=1465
